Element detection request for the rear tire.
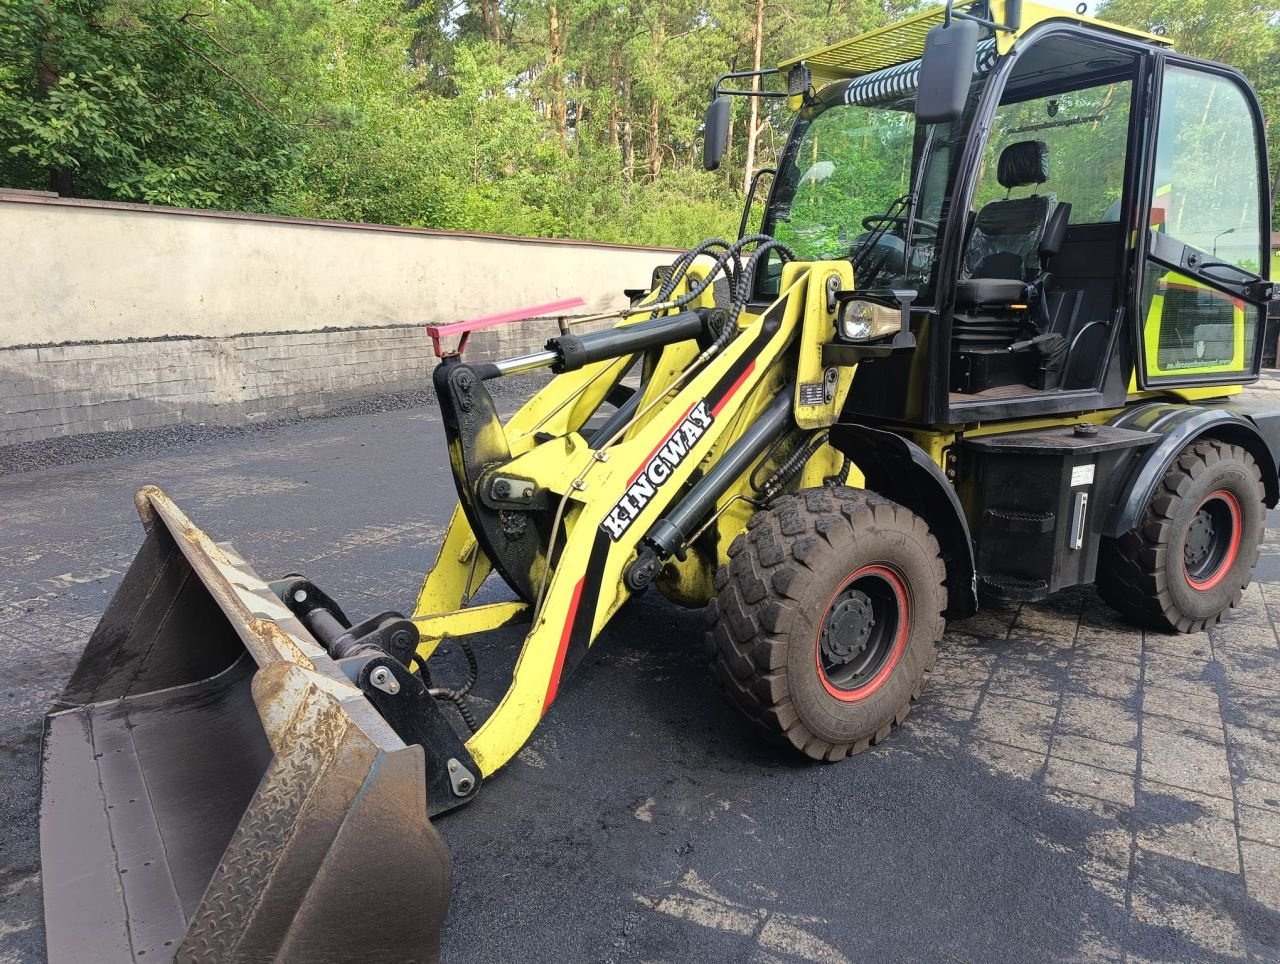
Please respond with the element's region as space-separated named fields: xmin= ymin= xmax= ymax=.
xmin=705 ymin=487 xmax=946 ymax=761
xmin=1097 ymin=439 xmax=1264 ymax=633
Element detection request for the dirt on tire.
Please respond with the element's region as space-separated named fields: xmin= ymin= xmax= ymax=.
xmin=1097 ymin=439 xmax=1265 ymax=633
xmin=705 ymin=486 xmax=947 ymax=761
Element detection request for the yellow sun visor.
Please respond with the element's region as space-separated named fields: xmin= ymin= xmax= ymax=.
xmin=780 ymin=0 xmax=1171 ymax=94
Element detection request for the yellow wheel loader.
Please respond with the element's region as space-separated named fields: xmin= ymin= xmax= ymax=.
xmin=40 ymin=1 xmax=1280 ymax=959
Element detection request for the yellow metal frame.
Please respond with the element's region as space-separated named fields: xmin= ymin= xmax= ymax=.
xmin=411 ymin=262 xmax=818 ymax=776
xmin=780 ymin=1 xmax=1170 ymax=91
xmin=404 ymin=250 xmax=1249 ymax=784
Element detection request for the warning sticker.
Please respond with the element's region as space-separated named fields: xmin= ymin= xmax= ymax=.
xmin=1070 ymin=463 xmax=1095 ymax=488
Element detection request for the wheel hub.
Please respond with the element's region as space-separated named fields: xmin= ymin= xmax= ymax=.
xmin=821 ymin=590 xmax=876 ymax=666
xmin=1184 ymin=509 xmax=1216 ymax=570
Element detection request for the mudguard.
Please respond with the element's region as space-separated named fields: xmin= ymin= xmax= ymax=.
xmin=1105 ymin=402 xmax=1280 ymax=538
xmin=828 ymin=422 xmax=978 ymax=618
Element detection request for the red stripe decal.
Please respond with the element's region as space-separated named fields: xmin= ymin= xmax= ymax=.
xmin=542 ymin=578 xmax=585 ymax=714
xmin=711 ymin=360 xmax=756 ymax=416
xmin=627 ymin=401 xmax=699 ymax=485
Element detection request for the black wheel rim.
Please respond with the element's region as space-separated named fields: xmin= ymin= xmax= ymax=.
xmin=816 ymin=565 xmax=909 ymax=698
xmin=1183 ymin=489 xmax=1242 ymax=591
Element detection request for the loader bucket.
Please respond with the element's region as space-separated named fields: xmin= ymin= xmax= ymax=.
xmin=40 ymin=486 xmax=452 ymax=963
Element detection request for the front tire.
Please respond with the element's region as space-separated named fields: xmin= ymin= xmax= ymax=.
xmin=1097 ymin=439 xmax=1265 ymax=633
xmin=705 ymin=487 xmax=946 ymax=761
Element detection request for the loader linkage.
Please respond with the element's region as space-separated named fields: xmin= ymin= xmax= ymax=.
xmin=271 ymin=575 xmax=483 ymax=814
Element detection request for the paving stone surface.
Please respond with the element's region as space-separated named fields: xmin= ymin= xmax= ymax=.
xmin=3 ymin=383 xmax=1280 ymax=962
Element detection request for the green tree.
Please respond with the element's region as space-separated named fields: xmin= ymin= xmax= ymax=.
xmin=1099 ymin=0 xmax=1280 ymax=224
xmin=0 ymin=0 xmax=300 ymax=207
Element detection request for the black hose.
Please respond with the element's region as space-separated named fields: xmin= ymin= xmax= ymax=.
xmin=655 ymin=238 xmax=734 ymax=304
xmin=749 ymin=429 xmax=805 ymax=493
xmin=825 ymin=456 xmax=852 ymax=487
xmin=424 ymin=637 xmax=480 ymax=732
xmin=728 ymin=239 xmax=797 ymax=320
xmin=431 ymin=687 xmax=479 ymax=733
xmin=457 ymin=638 xmax=479 ymax=697
xmin=757 ymin=430 xmax=830 ymax=500
xmin=655 ymin=234 xmax=779 ymax=320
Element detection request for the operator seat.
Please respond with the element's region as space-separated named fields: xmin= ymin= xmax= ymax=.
xmin=956 ymin=140 xmax=1068 ymax=309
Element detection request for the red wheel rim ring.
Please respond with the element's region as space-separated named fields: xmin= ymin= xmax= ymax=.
xmin=814 ymin=564 xmax=911 ymax=702
xmin=1184 ymin=489 xmax=1242 ymax=592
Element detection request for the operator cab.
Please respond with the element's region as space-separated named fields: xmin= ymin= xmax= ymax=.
xmin=948 ymin=29 xmax=1141 ymax=403
xmin=752 ymin=4 xmax=1270 ymax=425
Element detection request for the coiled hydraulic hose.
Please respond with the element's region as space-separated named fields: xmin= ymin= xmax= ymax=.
xmin=428 ymin=636 xmax=480 ymax=733
xmin=644 ymin=233 xmax=777 ymax=319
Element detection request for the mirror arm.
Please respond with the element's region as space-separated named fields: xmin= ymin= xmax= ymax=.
xmin=944 ymin=0 xmax=1020 ymax=32
xmin=890 ymin=289 xmax=918 ymax=349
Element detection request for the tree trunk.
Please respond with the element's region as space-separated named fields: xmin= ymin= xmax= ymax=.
xmin=648 ymin=97 xmax=661 ymax=180
xmin=647 ymin=18 xmax=665 ymax=182
xmin=483 ymin=0 xmax=501 ymax=44
xmin=622 ymin=71 xmax=634 ymax=185
xmin=35 ymin=1 xmax=72 ymax=195
xmin=549 ymin=1 xmax=567 ymax=142
xmin=608 ymin=49 xmax=620 ymax=152
xmin=742 ymin=0 xmax=765 ymax=196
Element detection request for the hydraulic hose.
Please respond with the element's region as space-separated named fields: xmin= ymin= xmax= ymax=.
xmin=645 ymin=234 xmax=776 ymax=319
xmin=757 ymin=430 xmax=830 ymax=499
xmin=431 ymin=688 xmax=479 ymax=733
xmin=427 ymin=636 xmax=480 ymax=732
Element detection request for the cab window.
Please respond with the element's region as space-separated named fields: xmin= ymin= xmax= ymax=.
xmin=1139 ymin=64 xmax=1266 ymax=382
xmin=976 ymin=79 xmax=1132 ymax=223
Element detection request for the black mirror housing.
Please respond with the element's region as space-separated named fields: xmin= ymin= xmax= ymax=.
xmin=916 ymin=19 xmax=978 ymax=124
xmin=703 ymin=96 xmax=732 ymax=171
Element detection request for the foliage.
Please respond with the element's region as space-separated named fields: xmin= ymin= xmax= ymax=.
xmin=0 ymin=0 xmax=1277 ymax=245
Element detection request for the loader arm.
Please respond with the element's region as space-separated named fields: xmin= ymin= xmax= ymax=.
xmin=429 ymin=266 xmax=814 ymax=776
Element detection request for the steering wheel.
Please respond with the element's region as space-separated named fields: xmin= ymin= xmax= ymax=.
xmin=861 ymin=213 xmax=939 ymax=235
xmin=862 ymin=213 xmax=908 ymax=230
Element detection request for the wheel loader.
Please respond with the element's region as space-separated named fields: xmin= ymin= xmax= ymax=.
xmin=39 ymin=1 xmax=1280 ymax=960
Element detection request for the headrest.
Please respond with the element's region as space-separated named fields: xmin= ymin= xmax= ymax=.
xmin=997 ymin=140 xmax=1049 ymax=189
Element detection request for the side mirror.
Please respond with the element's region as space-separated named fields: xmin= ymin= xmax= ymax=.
xmin=703 ymin=96 xmax=732 ymax=171
xmin=916 ymin=19 xmax=978 ymax=124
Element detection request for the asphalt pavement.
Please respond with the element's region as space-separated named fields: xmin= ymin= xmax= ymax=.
xmin=3 ymin=388 xmax=1280 ymax=963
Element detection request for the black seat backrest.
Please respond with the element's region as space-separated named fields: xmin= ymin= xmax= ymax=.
xmin=1040 ymin=201 xmax=1072 ymax=262
xmin=1046 ymin=221 xmax=1123 ymax=326
xmin=963 ymin=140 xmax=1054 ymax=282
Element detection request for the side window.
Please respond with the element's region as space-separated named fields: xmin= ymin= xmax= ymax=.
xmin=977 ymin=80 xmax=1133 ymax=222
xmin=1139 ymin=65 xmax=1265 ymax=382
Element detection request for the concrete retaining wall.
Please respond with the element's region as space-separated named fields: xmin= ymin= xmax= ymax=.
xmin=1 ymin=191 xmax=673 ymax=448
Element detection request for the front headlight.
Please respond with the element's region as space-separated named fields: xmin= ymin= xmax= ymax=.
xmin=839 ymin=300 xmax=900 ymax=342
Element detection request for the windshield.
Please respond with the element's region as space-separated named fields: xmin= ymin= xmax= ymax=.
xmin=772 ymin=94 xmax=919 ymax=263
xmin=758 ymin=46 xmax=992 ymax=300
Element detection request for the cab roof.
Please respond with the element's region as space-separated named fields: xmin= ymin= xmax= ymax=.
xmin=780 ymin=0 xmax=1171 ymax=90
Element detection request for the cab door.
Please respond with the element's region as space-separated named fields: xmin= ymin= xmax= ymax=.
xmin=1135 ymin=58 xmax=1273 ymax=389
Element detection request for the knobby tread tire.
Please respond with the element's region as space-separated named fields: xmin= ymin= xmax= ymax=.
xmin=1097 ymin=439 xmax=1264 ymax=633
xmin=704 ymin=486 xmax=946 ymax=761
